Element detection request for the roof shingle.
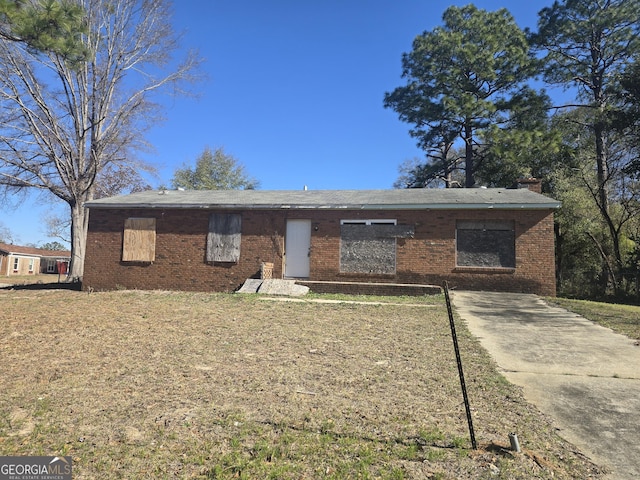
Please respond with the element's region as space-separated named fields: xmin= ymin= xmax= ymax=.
xmin=0 ymin=243 xmax=70 ymax=257
xmin=85 ymin=188 xmax=560 ymax=210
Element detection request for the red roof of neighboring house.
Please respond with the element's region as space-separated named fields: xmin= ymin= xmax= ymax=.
xmin=0 ymin=243 xmax=70 ymax=258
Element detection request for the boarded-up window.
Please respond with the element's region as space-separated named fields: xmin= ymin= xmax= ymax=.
xmin=456 ymin=220 xmax=515 ymax=268
xmin=340 ymin=220 xmax=413 ymax=274
xmin=207 ymin=213 xmax=241 ymax=263
xmin=122 ymin=218 xmax=156 ymax=262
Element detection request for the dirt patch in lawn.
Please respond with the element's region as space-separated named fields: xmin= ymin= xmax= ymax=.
xmin=0 ymin=289 xmax=604 ymax=479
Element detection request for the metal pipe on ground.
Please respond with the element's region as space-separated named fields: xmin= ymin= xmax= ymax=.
xmin=443 ymin=281 xmax=477 ymax=450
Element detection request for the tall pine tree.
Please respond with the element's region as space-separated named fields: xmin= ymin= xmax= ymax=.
xmin=384 ymin=5 xmax=537 ymax=188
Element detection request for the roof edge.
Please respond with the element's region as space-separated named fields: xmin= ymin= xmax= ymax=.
xmin=84 ymin=202 xmax=561 ymax=210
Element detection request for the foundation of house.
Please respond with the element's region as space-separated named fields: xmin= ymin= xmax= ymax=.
xmin=297 ymin=280 xmax=442 ymax=297
xmin=236 ymin=278 xmax=441 ymax=297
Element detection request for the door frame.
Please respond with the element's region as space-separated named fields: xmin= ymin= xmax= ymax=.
xmin=284 ymin=219 xmax=311 ymax=278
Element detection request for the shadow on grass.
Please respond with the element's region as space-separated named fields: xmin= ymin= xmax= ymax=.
xmin=1 ymin=281 xmax=82 ymax=291
xmin=483 ymin=441 xmax=518 ymax=457
xmin=257 ymin=419 xmax=470 ymax=451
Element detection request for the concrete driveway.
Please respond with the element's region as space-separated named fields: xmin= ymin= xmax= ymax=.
xmin=451 ymin=291 xmax=640 ymax=480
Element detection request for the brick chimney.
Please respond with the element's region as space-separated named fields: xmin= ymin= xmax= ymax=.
xmin=516 ymin=177 xmax=542 ymax=194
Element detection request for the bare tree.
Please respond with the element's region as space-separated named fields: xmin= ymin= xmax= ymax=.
xmin=43 ymin=210 xmax=71 ymax=244
xmin=0 ymin=220 xmax=15 ymax=244
xmin=0 ymin=0 xmax=201 ymax=280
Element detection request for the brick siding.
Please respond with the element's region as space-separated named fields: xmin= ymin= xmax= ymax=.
xmin=83 ymin=207 xmax=557 ymax=296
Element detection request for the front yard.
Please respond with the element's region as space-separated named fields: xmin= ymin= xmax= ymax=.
xmin=0 ymin=288 xmax=602 ymax=479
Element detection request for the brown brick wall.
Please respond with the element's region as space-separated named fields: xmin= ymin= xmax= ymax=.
xmin=83 ymin=207 xmax=557 ymax=295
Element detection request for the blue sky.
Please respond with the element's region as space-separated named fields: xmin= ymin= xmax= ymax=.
xmin=2 ymin=0 xmax=556 ymax=246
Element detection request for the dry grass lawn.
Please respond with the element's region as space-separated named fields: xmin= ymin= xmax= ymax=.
xmin=547 ymin=296 xmax=640 ymax=341
xmin=0 ymin=287 xmax=603 ymax=479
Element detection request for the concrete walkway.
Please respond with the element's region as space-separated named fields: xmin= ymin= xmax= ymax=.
xmin=451 ymin=291 xmax=640 ymax=480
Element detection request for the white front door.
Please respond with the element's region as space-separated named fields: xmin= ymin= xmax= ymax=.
xmin=285 ymin=219 xmax=311 ymax=278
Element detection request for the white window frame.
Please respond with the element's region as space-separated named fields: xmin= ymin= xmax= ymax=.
xmin=28 ymin=258 xmax=34 ymax=273
xmin=12 ymin=257 xmax=19 ymax=272
xmin=340 ymin=219 xmax=397 ymax=226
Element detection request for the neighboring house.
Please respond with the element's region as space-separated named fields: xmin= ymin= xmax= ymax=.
xmin=83 ymin=181 xmax=560 ymax=296
xmin=0 ymin=243 xmax=71 ymax=277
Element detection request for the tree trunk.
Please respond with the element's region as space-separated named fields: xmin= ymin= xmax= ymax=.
xmin=444 ymin=170 xmax=453 ymax=188
xmin=594 ymin=122 xmax=609 ymax=214
xmin=594 ymin=122 xmax=625 ymax=295
xmin=554 ymin=222 xmax=563 ymax=290
xmin=67 ymin=200 xmax=89 ymax=281
xmin=586 ymin=231 xmax=618 ymax=295
xmin=464 ymin=120 xmax=474 ymax=188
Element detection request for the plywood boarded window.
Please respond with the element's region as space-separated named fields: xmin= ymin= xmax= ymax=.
xmin=456 ymin=220 xmax=515 ymax=268
xmin=207 ymin=213 xmax=241 ymax=263
xmin=122 ymin=218 xmax=156 ymax=262
xmin=340 ymin=220 xmax=413 ymax=274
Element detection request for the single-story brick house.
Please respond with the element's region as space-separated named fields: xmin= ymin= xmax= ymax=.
xmin=82 ymin=183 xmax=560 ymax=295
xmin=0 ymin=243 xmax=71 ymax=277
